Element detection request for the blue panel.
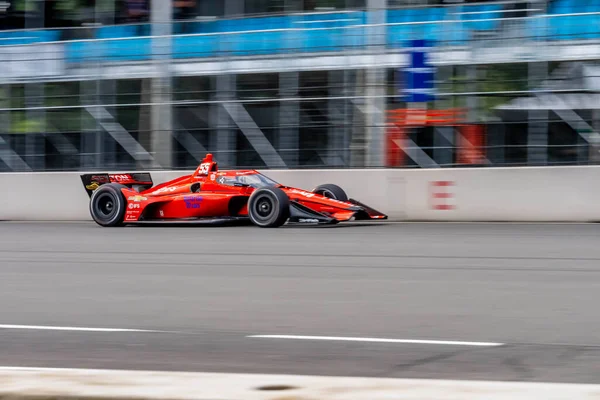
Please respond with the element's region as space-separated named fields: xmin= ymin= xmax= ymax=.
xmin=102 ymin=38 xmax=151 ymax=62
xmin=0 ymin=29 xmax=60 ymax=46
xmin=173 ymin=35 xmax=217 ymax=58
xmin=387 ymin=9 xmax=410 ymax=48
xmin=402 ymin=39 xmax=436 ymax=103
xmin=97 ymin=25 xmax=137 ymax=39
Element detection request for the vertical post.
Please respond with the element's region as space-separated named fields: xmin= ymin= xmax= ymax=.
xmin=342 ymin=69 xmax=354 ymax=166
xmin=434 ymin=65 xmax=453 ymax=167
xmin=279 ymin=72 xmax=299 ymax=167
xmin=527 ymin=61 xmax=548 ymax=166
xmin=328 ymin=70 xmax=346 ymax=167
xmin=0 ymin=84 xmax=8 ymax=136
xmin=527 ymin=2 xmax=548 ymax=166
xmin=350 ymin=69 xmax=366 ymax=167
xmin=151 ymin=0 xmax=174 ymax=169
xmin=211 ymin=74 xmax=236 ymax=167
xmin=591 ymin=109 xmax=600 ymax=165
xmin=365 ymin=0 xmax=387 ymax=168
xmin=81 ymin=78 xmax=96 ymax=169
xmin=24 ymin=0 xmax=45 ymax=170
xmin=98 ymin=0 xmax=117 ymax=169
xmin=466 ymin=64 xmax=478 ymax=126
xmin=209 ymin=0 xmax=243 ymax=167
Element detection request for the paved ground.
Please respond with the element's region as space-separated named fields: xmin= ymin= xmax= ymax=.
xmin=0 ymin=222 xmax=599 ymax=383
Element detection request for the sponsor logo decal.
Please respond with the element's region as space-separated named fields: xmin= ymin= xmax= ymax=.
xmin=128 ymin=195 xmax=147 ymax=202
xmin=184 ymin=195 xmax=203 ymax=209
xmin=128 ymin=203 xmax=140 ymax=210
xmin=91 ymin=175 xmax=110 ymax=183
xmin=86 ymin=182 xmax=100 ymax=191
xmin=289 ymin=189 xmax=316 ymax=198
xmin=299 ymin=218 xmax=319 ymax=223
xmin=111 ymin=174 xmax=131 ymax=182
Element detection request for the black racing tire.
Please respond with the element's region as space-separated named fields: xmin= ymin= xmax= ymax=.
xmin=312 ymin=183 xmax=348 ymax=201
xmin=248 ymin=186 xmax=290 ymax=228
xmin=89 ymin=183 xmax=127 ymax=227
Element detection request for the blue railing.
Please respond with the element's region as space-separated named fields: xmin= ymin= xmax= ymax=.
xmin=1 ymin=2 xmax=600 ymax=64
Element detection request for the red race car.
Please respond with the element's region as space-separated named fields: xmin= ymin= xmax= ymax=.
xmin=81 ymin=153 xmax=387 ymax=228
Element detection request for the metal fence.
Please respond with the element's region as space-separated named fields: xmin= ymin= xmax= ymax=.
xmin=1 ymin=2 xmax=600 ymax=172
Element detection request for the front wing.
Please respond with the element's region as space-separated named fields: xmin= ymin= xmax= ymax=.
xmin=287 ymin=199 xmax=388 ymax=225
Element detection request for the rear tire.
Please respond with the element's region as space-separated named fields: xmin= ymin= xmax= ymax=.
xmin=89 ymin=183 xmax=127 ymax=227
xmin=248 ymin=187 xmax=290 ymax=228
xmin=312 ymin=183 xmax=348 ymax=201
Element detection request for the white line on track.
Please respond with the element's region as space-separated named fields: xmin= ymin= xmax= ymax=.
xmin=248 ymin=335 xmax=504 ymax=347
xmin=0 ymin=324 xmax=170 ymax=333
xmin=0 ymin=366 xmax=88 ymax=372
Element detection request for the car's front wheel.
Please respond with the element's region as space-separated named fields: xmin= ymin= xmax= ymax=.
xmin=312 ymin=183 xmax=348 ymax=201
xmin=248 ymin=187 xmax=290 ymax=228
xmin=89 ymin=183 xmax=127 ymax=227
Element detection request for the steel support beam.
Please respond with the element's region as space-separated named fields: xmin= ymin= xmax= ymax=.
xmin=174 ymin=122 xmax=208 ymax=163
xmin=552 ymin=107 xmax=600 ymax=164
xmin=434 ymin=127 xmax=454 ymax=167
xmin=212 ymin=74 xmax=236 ymax=167
xmin=0 ymin=136 xmax=31 ymax=171
xmin=365 ymin=0 xmax=387 ymax=168
xmin=86 ymin=106 xmax=154 ymax=168
xmin=0 ymin=84 xmax=10 ymax=145
xmin=434 ymin=66 xmax=454 ymax=167
xmin=365 ymin=68 xmax=386 ymax=168
xmin=350 ymin=72 xmax=367 ymax=167
xmin=327 ymin=70 xmax=347 ymax=167
xmin=593 ymin=109 xmax=600 ymax=164
xmin=393 ymin=137 xmax=439 ymax=168
xmin=279 ymin=72 xmax=299 ymax=167
xmin=528 ymin=62 xmax=548 ymax=165
xmin=223 ymin=103 xmax=286 ymax=168
xmin=80 ymin=77 xmax=101 ymax=169
xmin=150 ymin=0 xmax=173 ymax=169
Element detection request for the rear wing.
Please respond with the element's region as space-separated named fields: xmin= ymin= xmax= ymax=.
xmin=80 ymin=173 xmax=153 ymax=197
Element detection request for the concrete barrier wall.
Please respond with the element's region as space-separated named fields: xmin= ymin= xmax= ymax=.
xmin=1 ymin=166 xmax=599 ymax=222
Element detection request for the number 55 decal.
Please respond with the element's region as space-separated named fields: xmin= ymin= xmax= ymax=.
xmin=199 ymin=163 xmax=210 ymax=175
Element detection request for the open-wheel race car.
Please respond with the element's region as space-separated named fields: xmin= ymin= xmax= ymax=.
xmin=80 ymin=154 xmax=387 ymax=228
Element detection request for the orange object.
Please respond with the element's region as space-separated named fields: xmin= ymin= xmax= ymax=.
xmin=457 ymin=125 xmax=486 ymax=165
xmin=385 ymin=108 xmax=468 ymax=167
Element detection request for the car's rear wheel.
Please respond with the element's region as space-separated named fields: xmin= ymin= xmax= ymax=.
xmin=90 ymin=183 xmax=127 ymax=227
xmin=248 ymin=187 xmax=290 ymax=228
xmin=312 ymin=183 xmax=348 ymax=201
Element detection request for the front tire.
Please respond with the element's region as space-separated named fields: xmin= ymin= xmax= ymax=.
xmin=89 ymin=183 xmax=127 ymax=227
xmin=312 ymin=183 xmax=348 ymax=201
xmin=248 ymin=187 xmax=290 ymax=228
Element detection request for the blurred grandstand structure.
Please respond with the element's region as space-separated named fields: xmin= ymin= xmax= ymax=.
xmin=1 ymin=0 xmax=600 ymax=171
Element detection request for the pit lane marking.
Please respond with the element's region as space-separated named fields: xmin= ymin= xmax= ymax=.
xmin=248 ymin=335 xmax=504 ymax=347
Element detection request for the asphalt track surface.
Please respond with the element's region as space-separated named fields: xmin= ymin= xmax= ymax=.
xmin=0 ymin=221 xmax=599 ymax=383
